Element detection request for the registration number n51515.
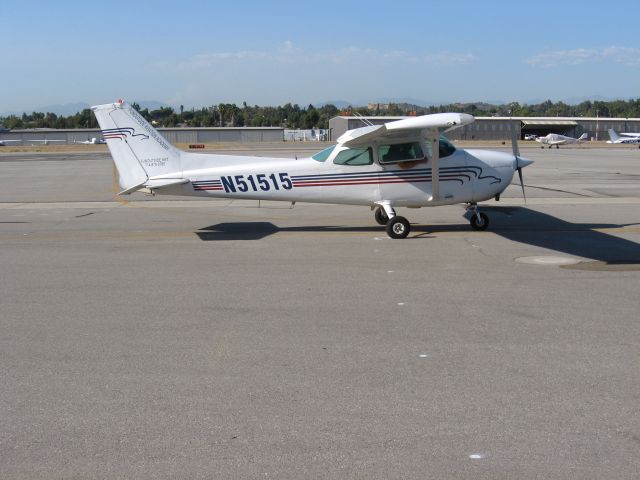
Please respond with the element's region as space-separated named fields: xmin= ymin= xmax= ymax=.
xmin=221 ymin=173 xmax=293 ymax=193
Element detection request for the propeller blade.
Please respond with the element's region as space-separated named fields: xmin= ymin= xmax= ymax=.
xmin=510 ymin=121 xmax=520 ymax=158
xmin=517 ymin=166 xmax=526 ymax=203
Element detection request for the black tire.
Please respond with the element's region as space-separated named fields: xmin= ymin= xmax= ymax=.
xmin=374 ymin=207 xmax=389 ymax=225
xmin=386 ymin=216 xmax=410 ymax=239
xmin=470 ymin=212 xmax=489 ymax=231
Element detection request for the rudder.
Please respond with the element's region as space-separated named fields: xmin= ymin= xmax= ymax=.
xmin=91 ymin=100 xmax=182 ymax=193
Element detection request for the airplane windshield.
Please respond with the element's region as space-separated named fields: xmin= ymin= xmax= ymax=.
xmin=439 ymin=136 xmax=456 ymax=158
xmin=311 ymin=145 xmax=335 ymax=162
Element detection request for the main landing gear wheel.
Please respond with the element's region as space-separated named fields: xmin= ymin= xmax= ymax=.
xmin=470 ymin=212 xmax=489 ymax=231
xmin=374 ymin=207 xmax=389 ymax=226
xmin=386 ymin=216 xmax=410 ymax=239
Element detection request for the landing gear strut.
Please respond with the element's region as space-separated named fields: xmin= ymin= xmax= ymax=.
xmin=466 ymin=203 xmax=489 ymax=231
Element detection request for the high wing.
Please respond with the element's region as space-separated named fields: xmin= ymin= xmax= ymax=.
xmin=337 ymin=113 xmax=474 ymax=147
xmin=336 ymin=113 xmax=474 ymax=204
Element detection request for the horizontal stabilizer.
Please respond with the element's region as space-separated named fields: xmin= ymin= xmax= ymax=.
xmin=145 ymin=178 xmax=190 ymax=189
xmin=118 ymin=182 xmax=146 ymax=196
xmin=117 ymin=178 xmax=189 ymax=195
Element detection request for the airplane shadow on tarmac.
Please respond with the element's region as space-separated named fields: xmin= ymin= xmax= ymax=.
xmin=195 ymin=206 xmax=640 ymax=267
xmin=480 ymin=206 xmax=640 ymax=266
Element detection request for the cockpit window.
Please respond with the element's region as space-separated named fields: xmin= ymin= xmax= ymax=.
xmin=378 ymin=142 xmax=424 ymax=164
xmin=439 ymin=135 xmax=456 ymax=158
xmin=311 ymin=145 xmax=335 ymax=162
xmin=333 ymin=147 xmax=373 ymax=166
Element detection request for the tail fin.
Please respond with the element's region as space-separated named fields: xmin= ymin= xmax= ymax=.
xmin=607 ymin=129 xmax=621 ymax=142
xmin=91 ymin=100 xmax=182 ymax=193
xmin=578 ymin=133 xmax=588 ymax=141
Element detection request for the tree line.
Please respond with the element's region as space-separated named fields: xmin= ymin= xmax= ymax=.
xmin=2 ymin=98 xmax=640 ymax=130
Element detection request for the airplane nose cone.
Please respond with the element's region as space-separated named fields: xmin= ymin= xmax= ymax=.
xmin=517 ymin=156 xmax=533 ymax=169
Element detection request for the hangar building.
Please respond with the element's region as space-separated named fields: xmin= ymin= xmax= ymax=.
xmin=0 ymin=127 xmax=284 ymax=145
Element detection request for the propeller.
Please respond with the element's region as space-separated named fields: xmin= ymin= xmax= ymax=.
xmin=511 ymin=122 xmax=528 ymax=202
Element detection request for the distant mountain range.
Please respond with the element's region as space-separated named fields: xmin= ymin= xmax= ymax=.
xmin=1 ymin=100 xmax=170 ymax=117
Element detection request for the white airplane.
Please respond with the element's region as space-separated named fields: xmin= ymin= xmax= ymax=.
xmin=0 ymin=139 xmax=22 ymax=146
xmin=74 ymin=137 xmax=106 ymax=145
xmin=535 ymin=132 xmax=588 ymax=148
xmin=607 ymin=129 xmax=640 ymax=146
xmin=92 ymin=99 xmax=533 ymax=239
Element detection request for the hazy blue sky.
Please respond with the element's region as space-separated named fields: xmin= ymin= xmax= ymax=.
xmin=1 ymin=0 xmax=639 ymax=112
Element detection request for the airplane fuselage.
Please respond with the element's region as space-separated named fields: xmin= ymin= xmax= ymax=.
xmin=152 ymin=147 xmax=516 ymax=208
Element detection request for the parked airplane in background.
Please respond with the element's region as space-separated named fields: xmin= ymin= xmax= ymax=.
xmin=607 ymin=129 xmax=640 ymax=146
xmin=92 ymin=99 xmax=533 ymax=239
xmin=0 ymin=139 xmax=21 ymax=146
xmin=535 ymin=132 xmax=588 ymax=148
xmin=74 ymin=137 xmax=106 ymax=145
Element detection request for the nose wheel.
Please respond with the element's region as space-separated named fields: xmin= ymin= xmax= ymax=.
xmin=470 ymin=212 xmax=489 ymax=230
xmin=466 ymin=204 xmax=490 ymax=231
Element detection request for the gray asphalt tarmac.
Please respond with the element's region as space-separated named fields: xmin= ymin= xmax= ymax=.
xmin=1 ymin=145 xmax=639 ymax=479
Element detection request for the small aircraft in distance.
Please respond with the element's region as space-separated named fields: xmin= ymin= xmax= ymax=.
xmin=74 ymin=137 xmax=106 ymax=145
xmin=0 ymin=139 xmax=22 ymax=146
xmin=607 ymin=129 xmax=640 ymax=147
xmin=535 ymin=132 xmax=588 ymax=148
xmin=92 ymin=99 xmax=533 ymax=239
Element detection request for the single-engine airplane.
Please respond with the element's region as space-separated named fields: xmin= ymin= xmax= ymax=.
xmin=92 ymin=99 xmax=533 ymax=239
xmin=607 ymin=129 xmax=640 ymax=147
xmin=535 ymin=132 xmax=588 ymax=148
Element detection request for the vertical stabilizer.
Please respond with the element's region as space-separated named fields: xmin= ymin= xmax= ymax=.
xmin=607 ymin=129 xmax=621 ymax=142
xmin=91 ymin=100 xmax=182 ymax=193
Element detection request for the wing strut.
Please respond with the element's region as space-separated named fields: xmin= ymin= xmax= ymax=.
xmin=431 ymin=135 xmax=439 ymax=201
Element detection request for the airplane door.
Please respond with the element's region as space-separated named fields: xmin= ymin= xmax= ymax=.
xmin=377 ymin=141 xmax=433 ymax=206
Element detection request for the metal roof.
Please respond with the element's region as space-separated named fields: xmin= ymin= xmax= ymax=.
xmin=521 ymin=119 xmax=578 ymax=126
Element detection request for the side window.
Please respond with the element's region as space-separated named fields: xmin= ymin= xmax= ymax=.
xmin=311 ymin=145 xmax=335 ymax=162
xmin=333 ymin=147 xmax=373 ymax=166
xmin=378 ymin=142 xmax=424 ymax=164
xmin=438 ymin=136 xmax=456 ymax=158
